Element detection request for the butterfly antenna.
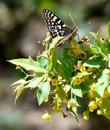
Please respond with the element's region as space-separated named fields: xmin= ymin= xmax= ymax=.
xmin=69 ymin=14 xmax=81 ymax=41
xmin=69 ymin=14 xmax=76 ymax=26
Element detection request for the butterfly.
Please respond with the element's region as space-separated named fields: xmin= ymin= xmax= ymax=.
xmin=42 ymin=9 xmax=78 ymax=39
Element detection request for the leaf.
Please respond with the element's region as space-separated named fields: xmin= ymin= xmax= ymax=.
xmin=11 ymin=79 xmax=25 ymax=86
xmin=69 ymin=111 xmax=79 ymax=122
xmin=89 ymin=32 xmax=98 ymax=39
xmin=56 ymin=48 xmax=73 ymax=79
xmin=49 ymin=36 xmax=63 ymax=50
xmin=8 ymin=57 xmax=46 ymax=74
xmin=71 ymin=85 xmax=83 ymax=97
xmin=107 ymin=22 xmax=110 ymax=39
xmin=55 ymin=86 xmax=66 ymax=100
xmin=37 ymin=82 xmax=50 ymax=105
xmin=100 ymin=98 xmax=110 ymax=120
xmin=15 ymin=85 xmax=25 ymax=102
xmin=90 ymin=32 xmax=107 ymax=55
xmin=47 ymin=48 xmax=57 ymax=72
xmin=72 ymin=72 xmax=91 ymax=82
xmin=108 ymin=54 xmax=110 ymax=68
xmin=96 ymin=69 xmax=110 ymax=96
xmin=83 ymin=54 xmax=105 ymax=68
xmin=37 ymin=56 xmax=47 ymax=67
xmin=25 ymin=76 xmax=44 ymax=89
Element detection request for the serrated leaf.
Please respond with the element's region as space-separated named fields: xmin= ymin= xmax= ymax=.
xmin=37 ymin=82 xmax=50 ymax=105
xmin=96 ymin=69 xmax=110 ymax=96
xmin=8 ymin=57 xmax=46 ymax=74
xmin=25 ymin=76 xmax=44 ymax=89
xmin=71 ymin=85 xmax=83 ymax=97
xmin=83 ymin=55 xmax=105 ymax=68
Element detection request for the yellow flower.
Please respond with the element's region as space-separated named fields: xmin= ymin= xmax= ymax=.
xmin=88 ymin=101 xmax=98 ymax=112
xmin=88 ymin=90 xmax=96 ymax=99
xmin=53 ymin=106 xmax=61 ymax=113
xmin=96 ymin=98 xmax=102 ymax=107
xmin=63 ymin=99 xmax=68 ymax=104
xmin=74 ymin=77 xmax=86 ymax=85
xmin=97 ymin=109 xmax=102 ymax=115
xmin=79 ymin=66 xmax=86 ymax=72
xmin=74 ymin=77 xmax=82 ymax=85
xmin=42 ymin=112 xmax=52 ymax=121
xmin=72 ymin=44 xmax=81 ymax=56
xmin=47 ymin=31 xmax=51 ymax=36
xmin=51 ymin=78 xmax=58 ymax=86
xmin=81 ymin=36 xmax=89 ymax=43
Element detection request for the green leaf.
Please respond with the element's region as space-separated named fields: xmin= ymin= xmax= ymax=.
xmin=83 ymin=54 xmax=105 ymax=68
xmin=108 ymin=54 xmax=110 ymax=68
xmin=11 ymin=79 xmax=25 ymax=86
xmin=56 ymin=48 xmax=73 ymax=79
xmin=8 ymin=57 xmax=46 ymax=74
xmin=107 ymin=22 xmax=110 ymax=39
xmin=15 ymin=85 xmax=25 ymax=102
xmin=71 ymin=85 xmax=83 ymax=97
xmin=90 ymin=32 xmax=108 ymax=55
xmin=100 ymin=98 xmax=110 ymax=120
xmin=37 ymin=56 xmax=47 ymax=67
xmin=37 ymin=82 xmax=50 ymax=105
xmin=47 ymin=48 xmax=57 ymax=72
xmin=69 ymin=111 xmax=79 ymax=122
xmin=55 ymin=86 xmax=66 ymax=100
xmin=96 ymin=69 xmax=110 ymax=96
xmin=49 ymin=36 xmax=63 ymax=50
xmin=25 ymin=76 xmax=44 ymax=89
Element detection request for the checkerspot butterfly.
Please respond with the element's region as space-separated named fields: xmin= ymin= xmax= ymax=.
xmin=42 ymin=9 xmax=78 ymax=39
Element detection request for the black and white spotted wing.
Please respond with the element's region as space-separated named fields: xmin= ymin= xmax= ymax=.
xmin=42 ymin=9 xmax=76 ymax=38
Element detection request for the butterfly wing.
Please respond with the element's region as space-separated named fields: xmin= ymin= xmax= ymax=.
xmin=42 ymin=9 xmax=73 ymax=38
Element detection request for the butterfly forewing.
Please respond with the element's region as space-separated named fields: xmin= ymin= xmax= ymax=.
xmin=42 ymin=9 xmax=73 ymax=38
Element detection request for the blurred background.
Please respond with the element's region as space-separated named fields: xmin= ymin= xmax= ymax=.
xmin=0 ymin=0 xmax=110 ymax=130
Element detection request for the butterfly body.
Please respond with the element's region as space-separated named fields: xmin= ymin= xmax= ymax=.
xmin=42 ymin=9 xmax=77 ymax=39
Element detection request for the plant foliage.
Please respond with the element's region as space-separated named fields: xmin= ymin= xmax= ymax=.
xmin=9 ymin=22 xmax=110 ymax=121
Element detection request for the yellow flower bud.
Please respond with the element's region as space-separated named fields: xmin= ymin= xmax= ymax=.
xmin=88 ymin=101 xmax=98 ymax=112
xmin=63 ymin=99 xmax=68 ymax=104
xmin=42 ymin=112 xmax=52 ymax=121
xmin=83 ymin=111 xmax=89 ymax=121
xmin=51 ymin=78 xmax=58 ymax=86
xmin=74 ymin=77 xmax=82 ymax=85
xmin=53 ymin=106 xmax=61 ymax=113
xmin=97 ymin=109 xmax=102 ymax=115
xmin=79 ymin=66 xmax=86 ymax=72
xmin=96 ymin=98 xmax=102 ymax=107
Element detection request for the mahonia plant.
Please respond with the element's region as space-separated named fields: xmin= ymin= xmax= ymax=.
xmin=9 ymin=22 xmax=110 ymax=121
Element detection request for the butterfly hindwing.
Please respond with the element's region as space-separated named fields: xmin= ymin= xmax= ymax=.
xmin=42 ymin=9 xmax=73 ymax=38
